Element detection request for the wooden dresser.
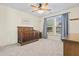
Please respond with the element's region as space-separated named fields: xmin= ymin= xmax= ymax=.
xmin=18 ymin=27 xmax=42 ymax=45
xmin=62 ymin=34 xmax=79 ymax=56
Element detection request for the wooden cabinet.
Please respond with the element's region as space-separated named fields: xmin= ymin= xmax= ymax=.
xmin=63 ymin=41 xmax=79 ymax=56
xmin=18 ymin=27 xmax=42 ymax=45
xmin=62 ymin=34 xmax=79 ymax=56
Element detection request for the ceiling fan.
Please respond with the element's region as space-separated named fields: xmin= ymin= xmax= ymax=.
xmin=31 ymin=3 xmax=51 ymax=13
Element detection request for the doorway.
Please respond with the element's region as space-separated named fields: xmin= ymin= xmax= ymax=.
xmin=47 ymin=15 xmax=62 ymax=39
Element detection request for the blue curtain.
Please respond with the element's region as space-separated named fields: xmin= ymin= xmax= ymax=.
xmin=43 ymin=18 xmax=48 ymax=39
xmin=61 ymin=13 xmax=69 ymax=39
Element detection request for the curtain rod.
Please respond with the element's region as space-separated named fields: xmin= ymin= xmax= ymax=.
xmin=44 ymin=12 xmax=70 ymax=19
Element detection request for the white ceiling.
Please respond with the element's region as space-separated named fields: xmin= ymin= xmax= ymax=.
xmin=0 ymin=3 xmax=79 ymax=17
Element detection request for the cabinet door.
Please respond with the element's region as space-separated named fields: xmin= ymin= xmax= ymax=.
xmin=71 ymin=43 xmax=79 ymax=56
xmin=22 ymin=32 xmax=30 ymax=42
xmin=64 ymin=41 xmax=79 ymax=56
xmin=64 ymin=41 xmax=72 ymax=56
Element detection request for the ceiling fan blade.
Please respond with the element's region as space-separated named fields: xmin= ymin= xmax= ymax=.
xmin=41 ymin=3 xmax=48 ymax=9
xmin=42 ymin=3 xmax=48 ymax=6
xmin=41 ymin=8 xmax=51 ymax=11
xmin=41 ymin=8 xmax=48 ymax=10
xmin=31 ymin=5 xmax=38 ymax=8
xmin=32 ymin=10 xmax=38 ymax=12
xmin=45 ymin=3 xmax=48 ymax=6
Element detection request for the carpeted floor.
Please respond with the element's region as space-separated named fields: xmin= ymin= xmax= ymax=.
xmin=0 ymin=38 xmax=63 ymax=56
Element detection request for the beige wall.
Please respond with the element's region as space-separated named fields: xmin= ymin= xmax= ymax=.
xmin=0 ymin=5 xmax=41 ymax=46
xmin=69 ymin=7 xmax=79 ymax=19
xmin=0 ymin=6 xmax=7 ymax=46
xmin=69 ymin=7 xmax=79 ymax=33
xmin=39 ymin=17 xmax=44 ymax=32
xmin=69 ymin=20 xmax=79 ymax=33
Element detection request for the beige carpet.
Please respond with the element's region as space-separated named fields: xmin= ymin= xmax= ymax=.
xmin=0 ymin=38 xmax=63 ymax=56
